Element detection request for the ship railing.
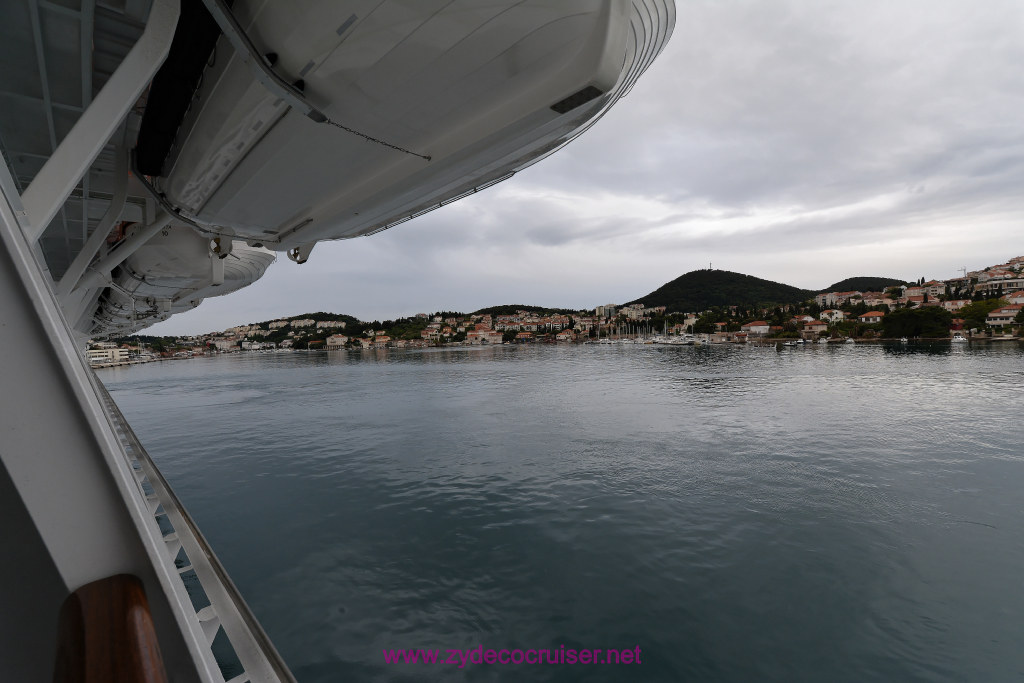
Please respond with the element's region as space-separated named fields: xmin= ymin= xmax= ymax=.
xmin=96 ymin=382 xmax=297 ymax=683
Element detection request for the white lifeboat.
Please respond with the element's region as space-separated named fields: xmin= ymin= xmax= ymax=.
xmin=140 ymin=0 xmax=676 ymax=252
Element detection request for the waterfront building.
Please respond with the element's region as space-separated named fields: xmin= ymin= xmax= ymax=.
xmin=326 ymin=335 xmax=349 ymax=350
xmin=802 ymin=320 xmax=828 ymax=339
xmin=741 ymin=321 xmax=770 ymax=336
xmin=986 ymin=305 xmax=1023 ymax=328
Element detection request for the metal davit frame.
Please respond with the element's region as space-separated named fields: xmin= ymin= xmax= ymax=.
xmin=0 ymin=0 xmax=295 ymax=680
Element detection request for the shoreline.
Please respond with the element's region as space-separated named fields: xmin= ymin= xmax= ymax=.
xmin=93 ymin=335 xmax=1022 ymax=369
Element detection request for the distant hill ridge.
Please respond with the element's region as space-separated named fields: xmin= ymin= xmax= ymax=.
xmin=628 ymin=269 xmax=814 ymax=314
xmin=238 ymin=274 xmax=910 ymax=329
xmin=473 ymin=304 xmax=581 ymax=316
xmin=818 ymin=276 xmax=907 ymax=293
xmin=249 ymin=312 xmax=362 ymax=326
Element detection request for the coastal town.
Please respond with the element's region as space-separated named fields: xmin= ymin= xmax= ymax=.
xmin=88 ymin=255 xmax=1024 ymax=365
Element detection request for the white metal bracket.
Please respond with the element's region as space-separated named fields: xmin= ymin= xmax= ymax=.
xmin=210 ymin=252 xmax=225 ymax=286
xmin=71 ymin=211 xmax=173 ymax=295
xmin=55 ymin=140 xmax=130 ymax=298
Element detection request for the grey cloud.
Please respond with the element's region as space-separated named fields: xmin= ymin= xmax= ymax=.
xmin=534 ymin=0 xmax=1024 ymax=209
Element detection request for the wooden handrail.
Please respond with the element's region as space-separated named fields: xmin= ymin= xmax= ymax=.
xmin=53 ymin=574 xmax=169 ymax=683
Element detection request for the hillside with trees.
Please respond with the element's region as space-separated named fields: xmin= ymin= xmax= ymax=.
xmin=628 ymin=269 xmax=813 ymax=314
xmin=473 ymin=304 xmax=582 ymax=316
xmin=256 ymin=311 xmax=362 ymax=327
xmin=881 ymin=308 xmax=954 ymax=338
xmin=958 ymin=299 xmax=1008 ymax=331
xmin=819 ymin=276 xmax=907 ymax=293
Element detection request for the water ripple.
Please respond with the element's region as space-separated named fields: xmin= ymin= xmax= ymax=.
xmin=104 ymin=343 xmax=1024 ymax=682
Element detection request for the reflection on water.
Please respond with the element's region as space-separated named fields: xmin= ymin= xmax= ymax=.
xmin=104 ymin=342 xmax=1024 ymax=682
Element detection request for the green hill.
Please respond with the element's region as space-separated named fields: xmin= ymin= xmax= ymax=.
xmin=473 ymin=304 xmax=582 ymax=316
xmin=250 ymin=312 xmax=362 ymax=327
xmin=819 ymin=277 xmax=907 ymax=293
xmin=628 ymin=269 xmax=814 ymax=314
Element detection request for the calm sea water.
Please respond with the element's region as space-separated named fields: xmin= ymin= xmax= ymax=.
xmin=103 ymin=342 xmax=1024 ymax=682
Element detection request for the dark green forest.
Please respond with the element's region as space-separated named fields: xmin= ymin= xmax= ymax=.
xmin=472 ymin=304 xmax=581 ymax=316
xmin=881 ymin=308 xmax=954 ymax=338
xmin=819 ymin=276 xmax=907 ymax=293
xmin=629 ymin=269 xmax=814 ymax=313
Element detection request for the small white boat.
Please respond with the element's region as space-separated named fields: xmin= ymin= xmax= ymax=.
xmin=951 ymin=333 xmax=968 ymax=343
xmin=900 ymin=337 xmax=908 ymax=343
xmin=845 ymin=338 xmax=856 ymax=344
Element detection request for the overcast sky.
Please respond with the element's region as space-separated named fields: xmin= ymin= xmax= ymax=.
xmin=149 ymin=0 xmax=1024 ymax=335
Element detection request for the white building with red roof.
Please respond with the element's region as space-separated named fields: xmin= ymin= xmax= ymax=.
xmin=820 ymin=309 xmax=846 ymax=323
xmin=975 ymin=277 xmax=1024 ymax=297
xmin=859 ymin=311 xmax=885 ymax=324
xmin=802 ymin=320 xmax=828 ymax=338
xmin=326 ymin=334 xmax=349 ymax=349
xmin=986 ymin=304 xmax=1023 ymax=328
xmin=815 ymin=291 xmax=863 ymax=307
xmin=942 ymin=300 xmax=972 ymax=312
xmin=741 ymin=321 xmax=770 ymax=336
xmin=978 ymin=269 xmax=1015 ymax=282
